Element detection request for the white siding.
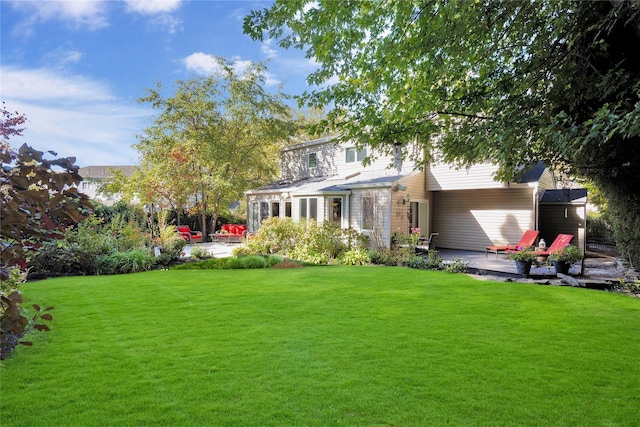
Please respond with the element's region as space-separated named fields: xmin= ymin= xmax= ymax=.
xmin=349 ymin=189 xmax=392 ymax=248
xmin=537 ymin=168 xmax=557 ymax=190
xmin=427 ymin=163 xmax=507 ymax=191
xmin=433 ymin=188 xmax=535 ymax=251
xmin=281 ymin=138 xmax=419 ymax=181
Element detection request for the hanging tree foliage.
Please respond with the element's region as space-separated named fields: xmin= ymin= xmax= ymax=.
xmin=245 ymin=0 xmax=640 ymax=267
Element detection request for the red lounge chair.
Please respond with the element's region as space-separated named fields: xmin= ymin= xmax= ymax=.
xmin=485 ymin=230 xmax=539 ymax=258
xmin=177 ymin=226 xmax=203 ymax=243
xmin=535 ymin=234 xmax=574 ymax=258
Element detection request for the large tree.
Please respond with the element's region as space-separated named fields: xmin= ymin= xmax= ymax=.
xmin=115 ymin=57 xmax=294 ymax=237
xmin=245 ymin=0 xmax=640 ymax=266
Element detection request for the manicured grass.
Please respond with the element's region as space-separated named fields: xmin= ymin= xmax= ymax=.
xmin=2 ymin=267 xmax=639 ymax=426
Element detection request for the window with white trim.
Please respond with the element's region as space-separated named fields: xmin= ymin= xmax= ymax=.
xmin=362 ymin=195 xmax=375 ymax=230
xmin=345 ymin=147 xmax=367 ymax=163
xmin=308 ymin=152 xmax=317 ymax=168
xmin=299 ymin=197 xmax=318 ymax=220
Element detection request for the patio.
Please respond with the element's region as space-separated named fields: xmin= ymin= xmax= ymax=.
xmin=436 ymin=249 xmax=582 ymax=279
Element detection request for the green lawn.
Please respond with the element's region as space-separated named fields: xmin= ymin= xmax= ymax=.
xmin=2 ymin=267 xmax=639 ymax=426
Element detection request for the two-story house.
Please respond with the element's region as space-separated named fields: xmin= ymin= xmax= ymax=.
xmin=246 ymin=136 xmax=586 ymax=252
xmin=77 ymin=165 xmax=134 ymax=206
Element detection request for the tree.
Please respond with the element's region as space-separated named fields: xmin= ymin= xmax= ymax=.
xmin=245 ymin=0 xmax=640 ymax=267
xmin=1 ymin=107 xmax=91 ymax=274
xmin=1 ymin=106 xmax=89 ymax=354
xmin=116 ymin=57 xmax=294 ymax=237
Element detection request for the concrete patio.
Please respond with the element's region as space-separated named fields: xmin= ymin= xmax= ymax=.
xmin=435 ymin=248 xmax=582 ymax=279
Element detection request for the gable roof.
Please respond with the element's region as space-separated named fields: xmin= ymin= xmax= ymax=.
xmin=518 ymin=161 xmax=546 ymax=183
xmin=78 ymin=165 xmax=135 ymax=179
xmin=247 ymin=172 xmax=411 ymax=196
xmin=281 ymin=135 xmax=339 ymax=153
xmin=539 ymin=188 xmax=587 ymax=204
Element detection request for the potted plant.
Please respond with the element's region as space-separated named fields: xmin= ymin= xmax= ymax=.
xmin=507 ymin=247 xmax=538 ymax=275
xmin=548 ymin=245 xmax=583 ymax=275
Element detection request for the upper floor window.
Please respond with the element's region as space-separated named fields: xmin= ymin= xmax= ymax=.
xmin=308 ymin=152 xmax=317 ymax=168
xmin=345 ymin=147 xmax=367 ymax=163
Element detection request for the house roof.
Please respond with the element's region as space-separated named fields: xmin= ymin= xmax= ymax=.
xmin=78 ymin=165 xmax=135 ymax=178
xmin=281 ymin=135 xmax=339 ymax=153
xmin=539 ymin=188 xmax=587 ymax=204
xmin=518 ymin=161 xmax=546 ymax=183
xmin=248 ymin=172 xmax=409 ymax=196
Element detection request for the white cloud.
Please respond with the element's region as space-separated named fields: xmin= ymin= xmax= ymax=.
xmin=263 ymin=71 xmax=281 ymax=88
xmin=260 ymin=39 xmax=279 ymax=60
xmin=2 ymin=66 xmax=114 ymax=103
xmin=43 ymin=48 xmax=84 ymax=68
xmin=182 ymin=53 xmax=248 ymax=77
xmin=229 ymin=56 xmax=253 ymax=75
xmin=124 ymin=0 xmax=182 ymax=15
xmin=183 ymin=52 xmax=223 ymax=75
xmin=124 ymin=0 xmax=183 ymax=33
xmin=183 ymin=53 xmax=281 ymax=87
xmin=2 ymin=66 xmax=151 ymax=166
xmin=9 ymin=0 xmax=109 ymax=36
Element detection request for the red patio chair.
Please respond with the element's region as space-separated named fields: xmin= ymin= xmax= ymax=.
xmin=485 ymin=230 xmax=539 ymax=258
xmin=535 ymin=234 xmax=574 ymax=258
xmin=177 ymin=226 xmax=203 ymax=243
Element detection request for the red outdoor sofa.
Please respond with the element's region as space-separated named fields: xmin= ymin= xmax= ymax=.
xmin=212 ymin=224 xmax=247 ymax=242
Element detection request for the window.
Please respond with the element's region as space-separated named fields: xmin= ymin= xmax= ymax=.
xmin=308 ymin=152 xmax=317 ymax=168
xmin=271 ymin=202 xmax=280 ymax=218
xmin=309 ymin=198 xmax=317 ymax=220
xmin=299 ymin=197 xmax=317 ymax=220
xmin=260 ymin=202 xmax=270 ymax=221
xmin=251 ymin=202 xmax=260 ymax=231
xmin=362 ymin=195 xmax=375 ymax=230
xmin=285 ymin=201 xmax=292 ymax=217
xmin=345 ymin=147 xmax=367 ymax=163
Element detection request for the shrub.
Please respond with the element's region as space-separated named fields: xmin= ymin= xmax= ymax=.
xmin=189 ymin=245 xmax=211 ymax=260
xmin=240 ymin=256 xmax=267 ymax=269
xmin=95 ymin=249 xmax=156 ymax=275
xmin=28 ymin=240 xmax=98 ymax=278
xmin=548 ymin=245 xmax=583 ymax=264
xmin=241 ymin=217 xmax=300 ymax=255
xmin=289 ymin=220 xmax=346 ymax=265
xmin=422 ymin=250 xmax=444 ymax=270
xmin=225 ymin=257 xmax=245 ymax=270
xmin=335 ymin=248 xmax=371 ymax=265
xmin=265 ymin=255 xmax=284 ymax=267
xmin=444 ymin=258 xmax=469 ymax=273
xmin=370 ymin=247 xmax=418 ymax=267
xmin=161 ymin=236 xmax=187 ymax=260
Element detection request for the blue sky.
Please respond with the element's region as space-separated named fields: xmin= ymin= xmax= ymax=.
xmin=1 ymin=0 xmax=317 ymax=166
